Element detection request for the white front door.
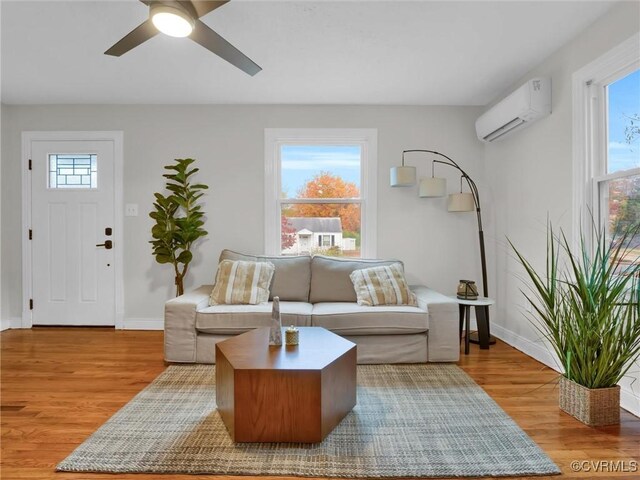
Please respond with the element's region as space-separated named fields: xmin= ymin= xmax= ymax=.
xmin=30 ymin=140 xmax=116 ymax=325
xmin=299 ymin=235 xmax=310 ymax=253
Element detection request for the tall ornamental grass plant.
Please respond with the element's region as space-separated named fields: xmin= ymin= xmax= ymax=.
xmin=510 ymin=223 xmax=640 ymax=389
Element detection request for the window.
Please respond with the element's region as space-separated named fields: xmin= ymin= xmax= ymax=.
xmin=265 ymin=129 xmax=377 ymax=258
xmin=597 ymin=69 xmax=640 ymax=246
xmin=48 ymin=154 xmax=97 ymax=189
xmin=320 ymin=234 xmax=335 ymax=247
xmin=574 ymin=33 xmax=640 ymax=265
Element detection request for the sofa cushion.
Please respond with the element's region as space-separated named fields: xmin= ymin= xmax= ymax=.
xmin=310 ymin=255 xmax=404 ymax=303
xmin=219 ymin=249 xmax=311 ymax=302
xmin=195 ymin=301 xmax=312 ymax=335
xmin=350 ymin=263 xmax=417 ymax=306
xmin=311 ymin=302 xmax=428 ymax=335
xmin=209 ymin=260 xmax=275 ymax=305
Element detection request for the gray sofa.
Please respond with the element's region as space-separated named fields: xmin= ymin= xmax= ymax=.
xmin=164 ymin=250 xmax=460 ymax=364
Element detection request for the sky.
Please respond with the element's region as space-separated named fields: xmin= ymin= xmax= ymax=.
xmin=281 ymin=145 xmax=361 ymax=197
xmin=608 ymin=68 xmax=640 ymax=173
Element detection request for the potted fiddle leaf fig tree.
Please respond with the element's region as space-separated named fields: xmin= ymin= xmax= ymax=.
xmin=510 ymin=222 xmax=640 ymax=426
xmin=150 ymin=158 xmax=208 ymax=296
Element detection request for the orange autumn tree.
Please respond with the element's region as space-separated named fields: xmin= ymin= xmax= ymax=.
xmin=292 ymin=172 xmax=361 ymax=233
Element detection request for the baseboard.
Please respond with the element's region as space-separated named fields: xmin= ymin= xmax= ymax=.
xmin=491 ymin=323 xmax=640 ymax=418
xmin=490 ymin=323 xmax=561 ymax=371
xmin=123 ymin=318 xmax=163 ymax=330
xmin=1 ymin=317 xmax=23 ymax=331
xmin=1 ymin=316 xmax=165 ymax=330
xmin=620 ymin=388 xmax=640 ymax=417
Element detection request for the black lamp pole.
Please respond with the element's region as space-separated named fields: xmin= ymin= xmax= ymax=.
xmin=401 ymin=150 xmax=491 ymax=340
xmin=402 ymin=150 xmax=487 ymax=299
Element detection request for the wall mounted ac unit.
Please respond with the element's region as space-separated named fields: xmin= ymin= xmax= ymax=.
xmin=476 ymin=77 xmax=551 ymax=142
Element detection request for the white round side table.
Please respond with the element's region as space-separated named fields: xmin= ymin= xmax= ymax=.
xmin=448 ymin=296 xmax=495 ymax=355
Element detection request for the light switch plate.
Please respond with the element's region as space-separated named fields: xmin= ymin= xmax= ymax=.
xmin=125 ymin=204 xmax=139 ymax=217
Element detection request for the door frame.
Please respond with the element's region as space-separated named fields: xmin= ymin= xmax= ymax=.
xmin=21 ymin=131 xmax=124 ymax=329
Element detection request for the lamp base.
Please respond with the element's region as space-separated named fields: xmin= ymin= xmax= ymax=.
xmin=468 ymin=332 xmax=497 ymax=346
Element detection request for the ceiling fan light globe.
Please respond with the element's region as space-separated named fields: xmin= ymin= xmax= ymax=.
xmin=151 ymin=6 xmax=194 ymax=38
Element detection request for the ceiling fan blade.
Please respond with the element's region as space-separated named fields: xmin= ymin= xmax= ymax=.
xmin=185 ymin=1 xmax=229 ymax=19
xmin=190 ymin=20 xmax=261 ymax=76
xmin=105 ymin=19 xmax=158 ymax=57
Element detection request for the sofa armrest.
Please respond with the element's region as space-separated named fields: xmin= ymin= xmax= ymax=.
xmin=164 ymin=285 xmax=212 ymax=362
xmin=411 ymin=285 xmax=460 ymax=362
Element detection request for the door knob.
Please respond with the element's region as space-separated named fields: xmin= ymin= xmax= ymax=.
xmin=96 ymin=240 xmax=113 ymax=249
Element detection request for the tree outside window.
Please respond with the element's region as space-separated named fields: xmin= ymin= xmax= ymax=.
xmin=279 ymin=146 xmax=362 ymax=257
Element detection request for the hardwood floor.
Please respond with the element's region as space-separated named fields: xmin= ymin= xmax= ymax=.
xmin=1 ymin=327 xmax=638 ymax=479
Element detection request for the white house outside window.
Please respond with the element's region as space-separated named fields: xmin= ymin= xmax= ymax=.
xmin=573 ymin=33 xmax=640 ymax=265
xmin=264 ymin=129 xmax=378 ymax=258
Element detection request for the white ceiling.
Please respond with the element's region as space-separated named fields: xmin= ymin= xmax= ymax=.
xmin=1 ymin=0 xmax=615 ymax=105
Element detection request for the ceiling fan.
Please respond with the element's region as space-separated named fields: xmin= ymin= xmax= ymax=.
xmin=105 ymin=0 xmax=261 ymax=76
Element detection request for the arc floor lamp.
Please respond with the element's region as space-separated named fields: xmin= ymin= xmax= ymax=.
xmin=391 ymin=149 xmax=494 ymax=347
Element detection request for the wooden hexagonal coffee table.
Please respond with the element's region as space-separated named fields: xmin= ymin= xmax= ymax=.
xmin=215 ymin=326 xmax=357 ymax=443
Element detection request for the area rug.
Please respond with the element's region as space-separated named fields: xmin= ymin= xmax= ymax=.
xmin=57 ymin=364 xmax=560 ymax=477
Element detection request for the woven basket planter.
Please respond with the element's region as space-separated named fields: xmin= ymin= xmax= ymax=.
xmin=559 ymin=377 xmax=620 ymax=426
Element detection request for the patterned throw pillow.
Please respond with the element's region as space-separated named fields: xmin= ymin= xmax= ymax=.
xmin=209 ymin=260 xmax=275 ymax=305
xmin=349 ymin=263 xmax=418 ymax=306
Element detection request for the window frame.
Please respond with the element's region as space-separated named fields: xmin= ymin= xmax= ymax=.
xmin=264 ymin=128 xmax=378 ymax=257
xmin=572 ymin=32 xmax=640 ymax=250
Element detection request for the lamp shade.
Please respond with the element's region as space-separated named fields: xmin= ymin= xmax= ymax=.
xmin=448 ymin=192 xmax=475 ymax=212
xmin=419 ymin=177 xmax=446 ymax=197
xmin=390 ymin=166 xmax=416 ymax=187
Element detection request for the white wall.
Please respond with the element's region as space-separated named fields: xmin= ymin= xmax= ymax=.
xmin=0 ymin=100 xmax=3 ymax=331
xmin=1 ymin=105 xmax=484 ymax=325
xmin=0 ymin=1 xmax=4 ymax=331
xmin=483 ymin=1 xmax=640 ymax=415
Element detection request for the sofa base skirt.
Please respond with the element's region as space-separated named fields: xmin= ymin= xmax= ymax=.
xmin=343 ymin=333 xmax=427 ymax=364
xmin=190 ymin=331 xmax=428 ymax=364
xmin=194 ymin=333 xmax=233 ymax=363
